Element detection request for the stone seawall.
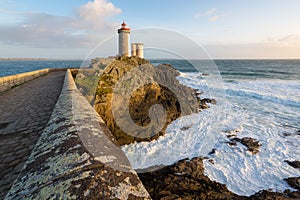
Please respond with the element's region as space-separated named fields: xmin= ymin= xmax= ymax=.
xmin=0 ymin=68 xmax=66 ymax=92
xmin=6 ymin=69 xmax=150 ymax=199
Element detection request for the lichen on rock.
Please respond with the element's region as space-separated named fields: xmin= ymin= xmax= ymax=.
xmin=93 ymin=56 xmax=201 ymax=145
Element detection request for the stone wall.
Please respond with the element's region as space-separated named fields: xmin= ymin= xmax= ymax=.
xmin=0 ymin=68 xmax=66 ymax=92
xmin=6 ymin=69 xmax=150 ymax=199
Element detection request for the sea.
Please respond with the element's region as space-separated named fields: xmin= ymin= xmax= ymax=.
xmin=0 ymin=60 xmax=82 ymax=78
xmin=123 ymin=59 xmax=300 ymax=196
xmin=1 ymin=59 xmax=300 ymax=196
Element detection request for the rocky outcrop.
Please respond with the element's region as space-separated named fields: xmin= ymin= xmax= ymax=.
xmin=285 ymin=177 xmax=300 ymax=191
xmin=229 ymin=137 xmax=261 ymax=154
xmin=249 ymin=189 xmax=300 ymax=200
xmin=94 ymin=57 xmax=200 ymax=145
xmin=138 ymin=157 xmax=300 ymax=200
xmin=90 ymin=57 xmax=116 ymax=69
xmin=285 ymin=160 xmax=300 ymax=169
xmin=138 ymin=157 xmax=240 ymax=200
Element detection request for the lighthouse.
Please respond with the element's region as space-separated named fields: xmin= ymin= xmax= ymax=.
xmin=118 ymin=22 xmax=130 ymax=57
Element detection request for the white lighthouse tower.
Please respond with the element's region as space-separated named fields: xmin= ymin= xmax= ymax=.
xmin=118 ymin=22 xmax=130 ymax=57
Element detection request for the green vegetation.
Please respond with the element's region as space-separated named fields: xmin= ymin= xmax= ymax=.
xmin=75 ymin=75 xmax=99 ymax=96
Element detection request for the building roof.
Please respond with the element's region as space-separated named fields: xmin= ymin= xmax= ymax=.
xmin=119 ymin=21 xmax=130 ymax=31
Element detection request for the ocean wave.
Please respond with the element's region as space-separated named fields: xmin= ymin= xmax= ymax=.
xmin=122 ymin=72 xmax=300 ymax=196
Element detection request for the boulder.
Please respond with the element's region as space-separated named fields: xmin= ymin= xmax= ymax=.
xmin=138 ymin=157 xmax=240 ymax=200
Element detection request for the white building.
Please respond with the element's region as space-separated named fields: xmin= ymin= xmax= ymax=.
xmin=118 ymin=22 xmax=130 ymax=57
xmin=131 ymin=43 xmax=144 ymax=59
xmin=118 ymin=22 xmax=144 ymax=58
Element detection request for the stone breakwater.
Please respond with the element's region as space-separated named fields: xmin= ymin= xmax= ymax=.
xmin=0 ymin=68 xmax=66 ymax=92
xmin=6 ymin=70 xmax=150 ymax=200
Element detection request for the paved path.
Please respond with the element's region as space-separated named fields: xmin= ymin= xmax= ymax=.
xmin=0 ymin=71 xmax=65 ymax=199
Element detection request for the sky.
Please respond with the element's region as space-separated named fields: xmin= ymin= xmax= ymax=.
xmin=0 ymin=0 xmax=300 ymax=59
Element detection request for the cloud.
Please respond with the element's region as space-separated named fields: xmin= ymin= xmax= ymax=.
xmin=277 ymin=34 xmax=300 ymax=45
xmin=0 ymin=0 xmax=122 ymax=48
xmin=77 ymin=0 xmax=121 ymax=31
xmin=204 ymin=35 xmax=300 ymax=59
xmin=194 ymin=8 xmax=216 ymax=18
xmin=208 ymin=14 xmax=226 ymax=22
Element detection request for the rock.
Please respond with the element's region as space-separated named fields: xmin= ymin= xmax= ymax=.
xmin=94 ymin=57 xmax=200 ymax=145
xmin=200 ymin=98 xmax=217 ymax=110
xmin=90 ymin=57 xmax=116 ymax=69
xmin=283 ymin=132 xmax=293 ymax=137
xmin=208 ymin=148 xmax=216 ymax=155
xmin=138 ymin=157 xmax=240 ymax=200
xmin=285 ymin=177 xmax=300 ymax=190
xmin=226 ymin=141 xmax=238 ymax=146
xmin=285 ymin=160 xmax=300 ymax=169
xmin=230 ymin=137 xmax=261 ymax=154
xmin=249 ymin=189 xmax=300 ymax=200
xmin=240 ymin=137 xmax=261 ymax=154
xmin=180 ymin=125 xmax=192 ymax=131
xmin=138 ymin=156 xmax=300 ymax=200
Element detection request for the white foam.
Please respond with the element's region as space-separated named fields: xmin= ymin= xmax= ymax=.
xmin=122 ymin=73 xmax=300 ymax=196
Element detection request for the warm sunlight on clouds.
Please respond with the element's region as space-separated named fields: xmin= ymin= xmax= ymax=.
xmin=277 ymin=34 xmax=300 ymax=46
xmin=1 ymin=0 xmax=300 ymax=58
xmin=208 ymin=15 xmax=226 ymax=22
xmin=206 ymin=34 xmax=300 ymax=59
xmin=0 ymin=0 xmax=121 ymax=48
xmin=78 ymin=0 xmax=121 ymax=30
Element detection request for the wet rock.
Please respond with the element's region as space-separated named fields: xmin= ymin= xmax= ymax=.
xmin=138 ymin=157 xmax=240 ymax=200
xmin=138 ymin=156 xmax=300 ymax=200
xmin=227 ymin=141 xmax=238 ymax=146
xmin=200 ymin=98 xmax=217 ymax=110
xmin=180 ymin=125 xmax=192 ymax=131
xmin=208 ymin=148 xmax=216 ymax=155
xmin=240 ymin=137 xmax=261 ymax=154
xmin=285 ymin=177 xmax=300 ymax=190
xmin=230 ymin=137 xmax=261 ymax=154
xmin=285 ymin=160 xmax=300 ymax=169
xmin=249 ymin=189 xmax=300 ymax=200
xmin=283 ymin=132 xmax=293 ymax=137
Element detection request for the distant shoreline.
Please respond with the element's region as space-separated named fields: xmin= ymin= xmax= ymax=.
xmin=1 ymin=58 xmax=300 ymax=61
xmin=0 ymin=58 xmax=83 ymax=61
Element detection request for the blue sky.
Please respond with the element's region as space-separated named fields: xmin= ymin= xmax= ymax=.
xmin=0 ymin=0 xmax=300 ymax=59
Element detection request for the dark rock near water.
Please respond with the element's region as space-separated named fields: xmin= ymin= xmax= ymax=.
xmin=208 ymin=148 xmax=216 ymax=155
xmin=249 ymin=189 xmax=300 ymax=200
xmin=285 ymin=177 xmax=300 ymax=191
xmin=138 ymin=157 xmax=240 ymax=200
xmin=138 ymin=157 xmax=300 ymax=200
xmin=285 ymin=160 xmax=300 ymax=169
xmin=200 ymin=98 xmax=217 ymax=109
xmin=230 ymin=137 xmax=261 ymax=154
xmin=180 ymin=125 xmax=192 ymax=131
